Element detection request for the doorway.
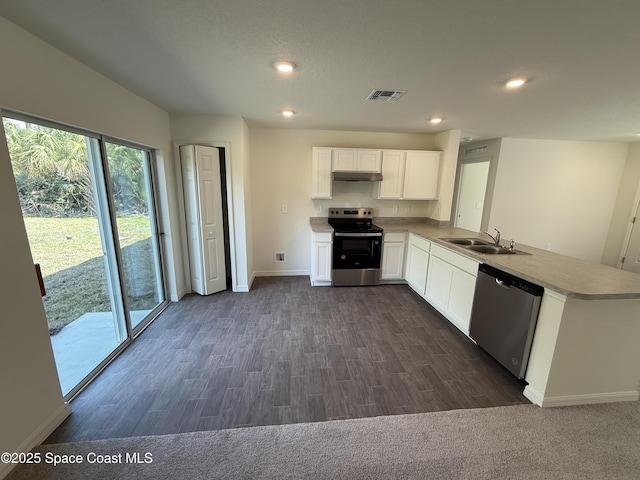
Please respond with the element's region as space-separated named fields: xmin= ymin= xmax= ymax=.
xmin=454 ymin=160 xmax=491 ymax=232
xmin=621 ymin=197 xmax=640 ymax=274
xmin=2 ymin=114 xmax=168 ymax=397
xmin=179 ymin=144 xmax=231 ymax=295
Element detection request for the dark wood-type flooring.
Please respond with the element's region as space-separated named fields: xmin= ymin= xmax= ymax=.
xmin=45 ymin=276 xmax=528 ymax=444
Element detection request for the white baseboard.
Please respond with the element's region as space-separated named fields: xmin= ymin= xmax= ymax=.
xmin=0 ymin=402 xmax=71 ymax=479
xmin=523 ymin=385 xmax=544 ymax=406
xmin=523 ymin=386 xmax=638 ymax=407
xmin=254 ymin=270 xmax=309 ymax=277
xmin=172 ymin=286 xmax=191 ymax=302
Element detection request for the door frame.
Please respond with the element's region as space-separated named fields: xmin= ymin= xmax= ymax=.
xmin=618 ymin=177 xmax=640 ymax=269
xmin=452 ymin=155 xmax=495 ymax=232
xmin=174 ymin=140 xmax=234 ymax=295
xmin=1 ymin=109 xmax=170 ymax=400
xmin=453 ymin=160 xmax=491 ymax=232
xmin=451 ymin=139 xmax=503 ymax=232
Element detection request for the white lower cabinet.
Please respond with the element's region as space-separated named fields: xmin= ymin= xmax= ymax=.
xmin=310 ymin=231 xmax=332 ymax=286
xmin=425 ymin=244 xmax=479 ymax=335
xmin=405 ymin=234 xmax=431 ymax=296
xmin=381 ymin=232 xmax=406 ymax=281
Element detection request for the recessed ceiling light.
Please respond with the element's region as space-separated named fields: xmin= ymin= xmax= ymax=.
xmin=430 ymin=117 xmax=443 ymax=124
xmin=505 ymin=77 xmax=527 ymax=88
xmin=281 ymin=109 xmax=295 ymax=117
xmin=275 ymin=61 xmax=296 ymax=73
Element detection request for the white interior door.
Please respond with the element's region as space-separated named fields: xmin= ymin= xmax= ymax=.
xmin=622 ymin=199 xmax=640 ymax=275
xmin=181 ymin=145 xmax=227 ymax=295
xmin=455 ymin=161 xmax=490 ymax=232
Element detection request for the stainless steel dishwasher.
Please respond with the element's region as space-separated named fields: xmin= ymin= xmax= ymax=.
xmin=469 ymin=264 xmax=544 ymax=379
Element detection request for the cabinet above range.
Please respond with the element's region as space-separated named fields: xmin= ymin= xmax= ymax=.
xmin=311 ymin=147 xmax=441 ymax=199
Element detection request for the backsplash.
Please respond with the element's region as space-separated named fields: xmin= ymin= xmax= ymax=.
xmin=311 ymin=180 xmax=438 ymax=218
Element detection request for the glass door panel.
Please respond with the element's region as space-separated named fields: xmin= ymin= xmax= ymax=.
xmin=105 ymin=142 xmax=165 ymax=330
xmin=2 ymin=118 xmax=127 ymax=396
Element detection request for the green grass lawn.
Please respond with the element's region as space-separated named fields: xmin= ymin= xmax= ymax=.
xmin=24 ymin=215 xmax=160 ymax=334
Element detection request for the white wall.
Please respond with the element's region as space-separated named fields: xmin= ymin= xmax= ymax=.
xmin=248 ymin=127 xmax=453 ymax=275
xmin=489 ymin=138 xmax=628 ymax=262
xmin=0 ymin=16 xmax=177 ymax=475
xmin=170 ymin=114 xmax=254 ymax=291
xmin=602 ymin=143 xmax=640 ymax=266
xmin=433 ymin=130 xmax=462 ymax=221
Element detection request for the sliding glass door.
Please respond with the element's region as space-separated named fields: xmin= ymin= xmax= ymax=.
xmin=2 ymin=114 xmax=167 ymax=397
xmin=105 ymin=141 xmax=165 ymax=330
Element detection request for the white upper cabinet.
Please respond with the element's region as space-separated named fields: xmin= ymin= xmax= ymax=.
xmin=356 ymin=150 xmax=382 ymax=172
xmin=377 ymin=150 xmax=405 ymax=199
xmin=332 ymin=149 xmax=382 ymax=172
xmin=376 ymin=150 xmax=441 ymax=200
xmin=403 ymin=151 xmax=440 ymax=200
xmin=311 ymin=147 xmax=332 ymax=199
xmin=311 ymin=147 xmax=438 ymax=200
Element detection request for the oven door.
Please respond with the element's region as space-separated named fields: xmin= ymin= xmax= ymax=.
xmin=332 ymin=232 xmax=382 ymax=270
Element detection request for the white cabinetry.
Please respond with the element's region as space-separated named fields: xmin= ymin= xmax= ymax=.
xmin=405 ymin=234 xmax=431 ymax=296
xmin=425 ymin=244 xmax=479 ymax=335
xmin=381 ymin=232 xmax=406 ymax=281
xmin=376 ymin=150 xmax=441 ymax=200
xmin=377 ymin=150 xmax=405 ymax=198
xmin=310 ymin=231 xmax=332 ymax=286
xmin=311 ymin=147 xmax=332 ymax=199
xmin=332 ymin=149 xmax=382 ymax=172
xmin=403 ymin=151 xmax=440 ymax=199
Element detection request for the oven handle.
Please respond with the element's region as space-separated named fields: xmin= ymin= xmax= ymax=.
xmin=334 ymin=232 xmax=383 ymax=238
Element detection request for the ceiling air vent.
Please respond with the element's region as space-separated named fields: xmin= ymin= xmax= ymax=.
xmin=366 ymin=89 xmax=407 ymax=101
xmin=464 ymin=145 xmax=488 ymax=156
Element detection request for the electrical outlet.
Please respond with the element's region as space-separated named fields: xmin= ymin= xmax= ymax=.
xmin=545 ymin=242 xmax=552 ymax=250
xmin=316 ymin=205 xmax=323 ymax=214
xmin=392 ymin=205 xmax=398 ymax=214
xmin=274 ymin=251 xmax=285 ymax=263
xmin=281 ymin=204 xmax=288 ymax=214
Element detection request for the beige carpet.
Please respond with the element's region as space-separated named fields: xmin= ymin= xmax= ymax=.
xmin=7 ymin=402 xmax=639 ymax=479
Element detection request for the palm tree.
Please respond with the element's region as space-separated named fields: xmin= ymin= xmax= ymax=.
xmin=3 ymin=118 xmax=94 ymax=216
xmin=3 ymin=118 xmax=150 ymax=217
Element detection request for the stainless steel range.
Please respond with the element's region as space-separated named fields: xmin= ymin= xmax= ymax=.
xmin=328 ymin=207 xmax=383 ymax=286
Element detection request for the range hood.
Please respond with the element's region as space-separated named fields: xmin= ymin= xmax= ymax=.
xmin=332 ymin=171 xmax=383 ymax=182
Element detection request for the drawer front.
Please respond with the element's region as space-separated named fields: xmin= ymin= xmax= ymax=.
xmin=312 ymin=232 xmax=333 ymax=243
xmin=408 ymin=233 xmax=431 ymax=252
xmin=430 ymin=243 xmax=479 ymax=276
xmin=383 ymin=232 xmax=406 ymax=243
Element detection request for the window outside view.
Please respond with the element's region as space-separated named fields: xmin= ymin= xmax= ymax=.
xmin=3 ymin=118 xmax=164 ymax=395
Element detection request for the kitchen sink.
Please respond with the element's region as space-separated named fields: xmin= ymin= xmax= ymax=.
xmin=440 ymin=238 xmax=490 ymax=246
xmin=440 ymin=238 xmax=530 ymax=255
xmin=466 ymin=245 xmax=517 ymax=255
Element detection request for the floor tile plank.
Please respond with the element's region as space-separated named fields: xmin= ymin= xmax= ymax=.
xmin=44 ymin=277 xmax=528 ymax=444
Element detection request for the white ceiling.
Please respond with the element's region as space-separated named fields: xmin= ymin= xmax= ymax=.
xmin=1 ymin=0 xmax=640 ymax=142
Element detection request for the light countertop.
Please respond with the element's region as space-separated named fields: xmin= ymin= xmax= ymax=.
xmin=310 ymin=218 xmax=640 ymax=300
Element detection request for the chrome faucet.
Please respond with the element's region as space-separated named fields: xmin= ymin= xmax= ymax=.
xmin=482 ymin=228 xmax=501 ymax=245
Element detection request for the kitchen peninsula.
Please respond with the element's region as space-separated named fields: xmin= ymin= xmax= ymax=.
xmin=310 ymin=217 xmax=640 ymax=408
